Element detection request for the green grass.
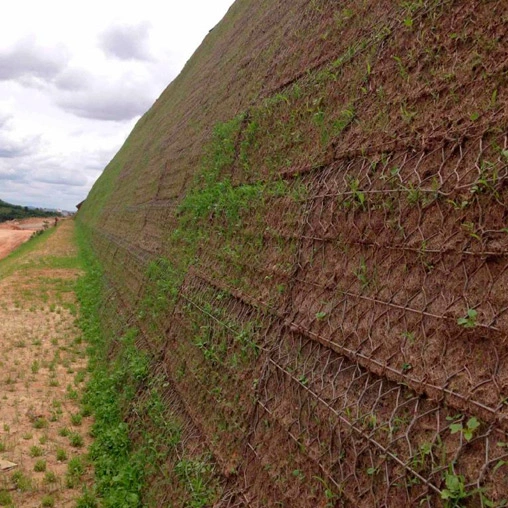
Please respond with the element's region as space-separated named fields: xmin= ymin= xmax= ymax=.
xmin=75 ymin=221 xmax=221 ymax=507
xmin=0 ymin=227 xmax=57 ymax=279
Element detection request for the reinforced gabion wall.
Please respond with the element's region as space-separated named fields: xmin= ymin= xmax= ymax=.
xmin=79 ymin=0 xmax=508 ymax=505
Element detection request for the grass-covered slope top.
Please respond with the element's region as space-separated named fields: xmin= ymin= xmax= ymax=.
xmin=78 ymin=0 xmax=508 ymax=506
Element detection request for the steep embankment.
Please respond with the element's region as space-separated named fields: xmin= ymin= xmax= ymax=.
xmin=78 ymin=1 xmax=508 ymax=506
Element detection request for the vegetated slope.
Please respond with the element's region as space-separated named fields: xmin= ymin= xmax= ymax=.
xmin=78 ymin=0 xmax=508 ymax=506
xmin=0 ymin=199 xmax=60 ymax=222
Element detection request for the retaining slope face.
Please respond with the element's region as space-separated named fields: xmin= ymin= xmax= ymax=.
xmin=78 ymin=0 xmax=508 ymax=506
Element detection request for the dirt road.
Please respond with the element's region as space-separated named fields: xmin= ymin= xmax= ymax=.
xmin=0 ymin=218 xmax=57 ymax=261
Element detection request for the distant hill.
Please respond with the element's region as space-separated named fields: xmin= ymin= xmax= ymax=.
xmin=0 ymin=199 xmax=61 ymax=223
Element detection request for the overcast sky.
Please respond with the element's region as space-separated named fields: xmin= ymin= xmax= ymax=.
xmin=0 ymin=0 xmax=234 ymax=211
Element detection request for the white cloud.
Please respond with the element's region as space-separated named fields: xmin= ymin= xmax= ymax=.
xmin=0 ymin=36 xmax=69 ymax=83
xmin=99 ymin=22 xmax=152 ymax=61
xmin=0 ymin=0 xmax=235 ymax=210
xmin=55 ymin=76 xmax=154 ymax=121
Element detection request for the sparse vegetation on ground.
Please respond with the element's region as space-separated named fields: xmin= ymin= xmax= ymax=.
xmin=0 ymin=221 xmax=92 ymax=507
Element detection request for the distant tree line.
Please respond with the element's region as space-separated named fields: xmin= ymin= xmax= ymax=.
xmin=0 ymin=199 xmax=62 ymax=223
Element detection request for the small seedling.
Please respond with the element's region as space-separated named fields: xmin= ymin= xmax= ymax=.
xmin=440 ymin=468 xmax=469 ymax=505
xmin=457 ymin=309 xmax=477 ymax=328
xmin=402 ymin=363 xmax=412 ymax=373
xmin=292 ymin=469 xmax=305 ymax=481
xmin=449 ymin=416 xmax=480 ymax=441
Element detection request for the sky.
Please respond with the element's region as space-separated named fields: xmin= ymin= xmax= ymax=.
xmin=0 ymin=0 xmax=235 ymax=211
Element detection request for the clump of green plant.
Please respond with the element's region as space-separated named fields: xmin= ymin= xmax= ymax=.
xmin=59 ymin=427 xmax=70 ymax=437
xmin=175 ymin=457 xmax=219 ymax=508
xmin=56 ymin=448 xmax=67 ymax=462
xmin=41 ymin=494 xmax=55 ymax=507
xmin=33 ymin=417 xmax=48 ymax=429
xmin=11 ymin=470 xmax=32 ymax=492
xmin=44 ymin=471 xmax=57 ymax=483
xmin=71 ymin=413 xmax=83 ymax=426
xmin=0 ymin=490 xmax=13 ymax=506
xmin=439 ymin=466 xmax=481 ymax=507
xmin=31 ymin=360 xmax=40 ymax=374
xmin=449 ymin=416 xmax=480 ymax=442
xmin=34 ymin=459 xmax=47 ymax=472
xmin=69 ymin=432 xmax=84 ymax=448
xmin=457 ymin=308 xmax=477 ymax=328
xmin=29 ymin=445 xmax=44 ymax=457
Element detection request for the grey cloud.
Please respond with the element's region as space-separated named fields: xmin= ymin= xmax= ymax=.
xmin=99 ymin=22 xmax=152 ymax=61
xmin=53 ymin=68 xmax=91 ymax=91
xmin=0 ymin=142 xmax=115 ymax=209
xmin=0 ymin=147 xmax=29 ymax=158
xmin=0 ymin=133 xmax=41 ymax=159
xmin=0 ymin=113 xmax=13 ymax=130
xmin=0 ymin=168 xmax=25 ymax=181
xmin=34 ymin=171 xmax=87 ymax=187
xmin=0 ymin=36 xmax=69 ymax=83
xmin=57 ymin=87 xmax=152 ymax=121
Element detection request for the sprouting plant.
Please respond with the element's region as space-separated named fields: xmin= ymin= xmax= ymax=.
xmin=315 ymin=311 xmax=327 ymax=320
xmin=393 ymin=56 xmax=409 ymax=81
xmin=402 ymin=362 xmax=412 ymax=373
xmin=348 ymin=178 xmax=366 ymax=208
xmin=403 ymin=16 xmax=413 ymax=28
xmin=407 ymin=183 xmax=422 ymax=205
xmin=457 ymin=308 xmax=477 ymax=328
xmin=441 ymin=468 xmax=469 ymax=506
xmin=447 ymin=198 xmax=469 ymax=210
xmin=461 ymin=222 xmax=480 ymax=240
xmin=313 ymin=476 xmax=339 ymax=507
xmin=292 ymin=469 xmax=305 ymax=481
xmin=354 ymin=258 xmax=371 ymax=289
xmin=400 ymin=102 xmax=417 ymax=123
xmin=448 ymin=416 xmax=480 ymax=441
xmin=332 ymin=105 xmax=356 ymax=135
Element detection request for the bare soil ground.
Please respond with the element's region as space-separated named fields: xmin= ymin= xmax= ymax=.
xmin=0 ymin=220 xmax=92 ymax=507
xmin=0 ymin=219 xmax=57 ymax=261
